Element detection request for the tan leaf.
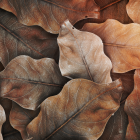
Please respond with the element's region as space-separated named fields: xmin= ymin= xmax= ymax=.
xmin=0 ymin=0 xmax=100 ymax=34
xmin=124 ymin=69 xmax=140 ymax=140
xmin=10 ymin=102 xmax=40 ymax=140
xmin=82 ymin=19 xmax=140 ymax=73
xmin=126 ymin=0 xmax=140 ymax=24
xmin=58 ymin=20 xmax=112 ymax=84
xmin=0 ymin=105 xmax=6 ymax=140
xmin=0 ymin=8 xmax=59 ymax=67
xmin=0 ymin=55 xmax=68 ymax=110
xmin=26 ymin=78 xmax=123 ymax=140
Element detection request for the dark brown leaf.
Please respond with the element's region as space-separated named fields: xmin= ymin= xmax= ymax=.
xmin=0 ymin=55 xmax=68 ymax=110
xmin=0 ymin=8 xmax=59 ymax=67
xmin=10 ymin=102 xmax=40 ymax=140
xmin=0 ymin=0 xmax=100 ymax=34
xmin=124 ymin=69 xmax=140 ymax=140
xmin=3 ymin=131 xmax=22 ymax=140
xmin=82 ymin=19 xmax=140 ymax=73
xmin=26 ymin=78 xmax=123 ymax=140
xmin=58 ymin=20 xmax=112 ymax=84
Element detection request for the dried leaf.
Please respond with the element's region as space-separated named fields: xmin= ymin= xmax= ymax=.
xmin=82 ymin=19 xmax=140 ymax=73
xmin=99 ymin=103 xmax=128 ymax=140
xmin=111 ymin=70 xmax=134 ymax=101
xmin=26 ymin=78 xmax=123 ymax=140
xmin=0 ymin=105 xmax=6 ymax=140
xmin=3 ymin=132 xmax=22 ymax=140
xmin=124 ymin=69 xmax=140 ymax=140
xmin=0 ymin=55 xmax=68 ymax=110
xmin=58 ymin=20 xmax=112 ymax=84
xmin=10 ymin=102 xmax=40 ymax=140
xmin=0 ymin=8 xmax=59 ymax=67
xmin=126 ymin=0 xmax=140 ymax=24
xmin=0 ymin=0 xmax=100 ymax=34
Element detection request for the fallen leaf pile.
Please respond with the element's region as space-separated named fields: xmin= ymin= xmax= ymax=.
xmin=0 ymin=0 xmax=139 ymax=140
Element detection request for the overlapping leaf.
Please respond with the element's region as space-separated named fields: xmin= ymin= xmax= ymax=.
xmin=0 ymin=105 xmax=6 ymax=140
xmin=58 ymin=20 xmax=112 ymax=84
xmin=26 ymin=78 xmax=123 ymax=140
xmin=126 ymin=0 xmax=140 ymax=24
xmin=0 ymin=8 xmax=59 ymax=67
xmin=82 ymin=19 xmax=140 ymax=73
xmin=0 ymin=55 xmax=68 ymax=110
xmin=0 ymin=0 xmax=100 ymax=34
xmin=124 ymin=69 xmax=140 ymax=140
xmin=10 ymin=102 xmax=40 ymax=140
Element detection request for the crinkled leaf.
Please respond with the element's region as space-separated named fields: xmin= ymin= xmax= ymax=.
xmin=10 ymin=102 xmax=40 ymax=140
xmin=82 ymin=19 xmax=140 ymax=73
xmin=58 ymin=20 xmax=112 ymax=84
xmin=0 ymin=0 xmax=100 ymax=34
xmin=0 ymin=8 xmax=59 ymax=67
xmin=26 ymin=78 xmax=123 ymax=140
xmin=126 ymin=0 xmax=140 ymax=24
xmin=124 ymin=69 xmax=140 ymax=140
xmin=0 ymin=55 xmax=68 ymax=110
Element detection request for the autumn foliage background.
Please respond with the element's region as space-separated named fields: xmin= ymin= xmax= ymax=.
xmin=0 ymin=0 xmax=139 ymax=140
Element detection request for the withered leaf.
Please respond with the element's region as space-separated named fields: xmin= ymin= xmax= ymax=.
xmin=124 ymin=69 xmax=140 ymax=140
xmin=82 ymin=19 xmax=140 ymax=73
xmin=4 ymin=132 xmax=22 ymax=140
xmin=58 ymin=20 xmax=112 ymax=84
xmin=99 ymin=103 xmax=128 ymax=140
xmin=0 ymin=105 xmax=6 ymax=140
xmin=10 ymin=102 xmax=40 ymax=140
xmin=0 ymin=0 xmax=100 ymax=34
xmin=0 ymin=8 xmax=59 ymax=67
xmin=126 ymin=0 xmax=140 ymax=24
xmin=26 ymin=78 xmax=123 ymax=140
xmin=0 ymin=55 xmax=68 ymax=110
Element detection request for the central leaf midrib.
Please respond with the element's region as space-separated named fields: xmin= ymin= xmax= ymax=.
xmin=1 ymin=77 xmax=63 ymax=87
xmin=45 ymin=82 xmax=122 ymax=140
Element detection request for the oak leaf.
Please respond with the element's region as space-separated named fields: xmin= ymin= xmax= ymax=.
xmin=82 ymin=19 xmax=140 ymax=73
xmin=58 ymin=20 xmax=112 ymax=84
xmin=124 ymin=69 xmax=140 ymax=140
xmin=0 ymin=0 xmax=100 ymax=34
xmin=0 ymin=8 xmax=59 ymax=67
xmin=26 ymin=78 xmax=123 ymax=140
xmin=0 ymin=55 xmax=68 ymax=110
xmin=10 ymin=102 xmax=40 ymax=140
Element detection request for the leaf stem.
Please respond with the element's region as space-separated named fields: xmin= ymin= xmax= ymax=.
xmin=100 ymin=0 xmax=123 ymax=11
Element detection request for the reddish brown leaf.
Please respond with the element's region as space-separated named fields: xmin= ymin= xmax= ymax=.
xmin=124 ymin=69 xmax=140 ymax=140
xmin=58 ymin=20 xmax=112 ymax=84
xmin=0 ymin=0 xmax=100 ymax=34
xmin=0 ymin=8 xmax=59 ymax=67
xmin=10 ymin=102 xmax=40 ymax=140
xmin=0 ymin=55 xmax=68 ymax=110
xmin=0 ymin=105 xmax=6 ymax=140
xmin=126 ymin=0 xmax=140 ymax=24
xmin=82 ymin=19 xmax=140 ymax=73
xmin=26 ymin=78 xmax=123 ymax=140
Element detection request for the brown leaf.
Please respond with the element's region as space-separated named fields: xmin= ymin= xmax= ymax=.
xmin=126 ymin=0 xmax=140 ymax=24
xmin=99 ymin=103 xmax=128 ymax=140
xmin=10 ymin=102 xmax=40 ymax=140
xmin=0 ymin=105 xmax=6 ymax=140
xmin=58 ymin=20 xmax=112 ymax=84
xmin=124 ymin=69 xmax=140 ymax=140
xmin=111 ymin=70 xmax=134 ymax=101
xmin=26 ymin=78 xmax=123 ymax=140
xmin=0 ymin=55 xmax=68 ymax=110
xmin=3 ymin=132 xmax=22 ymax=140
xmin=0 ymin=0 xmax=100 ymax=34
xmin=0 ymin=8 xmax=59 ymax=67
xmin=75 ymin=0 xmax=132 ymax=29
xmin=82 ymin=19 xmax=140 ymax=73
